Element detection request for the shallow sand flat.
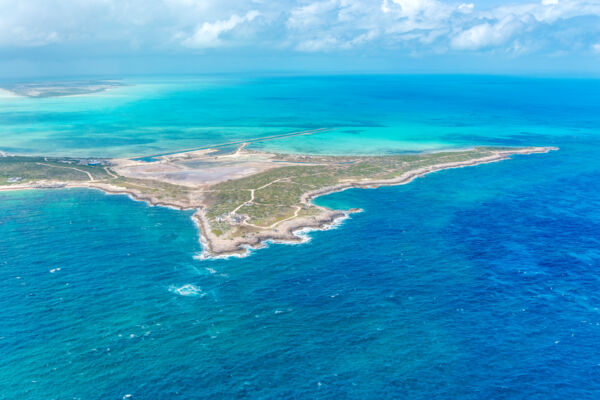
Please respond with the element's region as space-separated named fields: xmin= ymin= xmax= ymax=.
xmin=161 ymin=166 xmax=264 ymax=186
xmin=114 ymin=159 xmax=274 ymax=186
xmin=0 ymin=88 xmax=18 ymax=98
xmin=112 ymin=149 xmax=318 ymax=187
xmin=1 ymin=81 xmax=126 ymax=98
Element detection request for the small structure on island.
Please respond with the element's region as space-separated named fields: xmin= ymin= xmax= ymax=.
xmin=215 ymin=213 xmax=228 ymax=223
xmin=215 ymin=212 xmax=247 ymax=225
xmin=7 ymin=177 xmax=22 ymax=183
xmin=229 ymin=214 xmax=246 ymax=225
xmin=77 ymin=158 xmax=105 ymax=166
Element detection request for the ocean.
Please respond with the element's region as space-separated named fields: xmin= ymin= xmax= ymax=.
xmin=1 ymin=75 xmax=600 ymax=399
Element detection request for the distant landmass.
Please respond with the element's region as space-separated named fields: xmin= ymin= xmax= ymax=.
xmin=1 ymin=80 xmax=126 ymax=98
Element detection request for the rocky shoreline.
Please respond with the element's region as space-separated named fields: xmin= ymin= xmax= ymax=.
xmin=0 ymin=146 xmax=557 ymax=258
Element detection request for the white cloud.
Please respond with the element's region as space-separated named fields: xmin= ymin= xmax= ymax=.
xmin=390 ymin=0 xmax=444 ymax=19
xmin=0 ymin=0 xmax=599 ymax=57
xmin=458 ymin=3 xmax=474 ymax=13
xmin=448 ymin=0 xmax=600 ymax=52
xmin=381 ymin=0 xmax=392 ymax=13
xmin=451 ymin=17 xmax=528 ymax=50
xmin=181 ymin=11 xmax=260 ymax=48
xmin=296 ymin=36 xmax=341 ymax=51
xmin=287 ymin=0 xmax=338 ymax=29
xmin=593 ymin=43 xmax=600 ymax=53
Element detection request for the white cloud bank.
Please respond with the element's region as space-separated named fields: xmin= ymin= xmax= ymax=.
xmin=180 ymin=11 xmax=260 ymax=48
xmin=0 ymin=0 xmax=599 ymax=57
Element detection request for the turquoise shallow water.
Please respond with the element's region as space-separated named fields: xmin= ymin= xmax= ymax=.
xmin=1 ymin=75 xmax=600 ymax=399
xmin=1 ymin=75 xmax=597 ymax=157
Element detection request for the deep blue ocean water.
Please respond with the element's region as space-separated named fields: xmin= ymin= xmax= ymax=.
xmin=1 ymin=75 xmax=600 ymax=399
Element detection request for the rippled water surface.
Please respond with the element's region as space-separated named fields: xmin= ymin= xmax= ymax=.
xmin=1 ymin=75 xmax=600 ymax=399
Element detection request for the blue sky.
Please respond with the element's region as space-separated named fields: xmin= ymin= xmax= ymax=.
xmin=1 ymin=0 xmax=600 ymax=77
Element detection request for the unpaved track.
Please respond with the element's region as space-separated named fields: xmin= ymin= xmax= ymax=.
xmin=36 ymin=162 xmax=95 ymax=181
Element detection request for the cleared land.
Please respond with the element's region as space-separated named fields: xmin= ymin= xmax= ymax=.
xmin=0 ymin=146 xmax=557 ymax=257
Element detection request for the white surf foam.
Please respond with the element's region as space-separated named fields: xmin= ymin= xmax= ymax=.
xmin=168 ymin=284 xmax=205 ymax=297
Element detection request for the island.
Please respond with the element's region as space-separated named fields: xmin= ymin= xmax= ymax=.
xmin=0 ymin=145 xmax=557 ymax=257
xmin=1 ymin=80 xmax=126 ymax=98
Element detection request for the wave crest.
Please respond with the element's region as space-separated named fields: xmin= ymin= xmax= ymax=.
xmin=168 ymin=284 xmax=205 ymax=297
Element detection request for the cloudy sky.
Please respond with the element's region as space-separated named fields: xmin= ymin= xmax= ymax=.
xmin=1 ymin=0 xmax=599 ymax=76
